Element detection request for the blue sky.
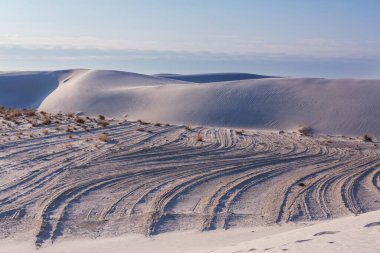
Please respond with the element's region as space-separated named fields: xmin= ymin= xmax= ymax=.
xmin=0 ymin=0 xmax=379 ymax=77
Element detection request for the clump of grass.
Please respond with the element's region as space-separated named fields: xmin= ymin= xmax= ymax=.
xmin=137 ymin=120 xmax=148 ymax=125
xmin=196 ymin=134 xmax=203 ymax=142
xmin=66 ymin=127 xmax=73 ymax=133
xmin=299 ymin=126 xmax=313 ymax=136
xmin=66 ymin=112 xmax=75 ymax=118
xmin=42 ymin=129 xmax=49 ymax=135
xmin=39 ymin=111 xmax=48 ymax=116
xmin=65 ymin=143 xmax=73 ymax=148
xmin=98 ymin=133 xmax=109 ymax=142
xmin=98 ymin=115 xmax=105 ymax=121
xmin=42 ymin=118 xmax=52 ymax=125
xmin=154 ymin=122 xmax=161 ymax=127
xmin=76 ymin=117 xmax=85 ymax=124
xmin=23 ymin=109 xmax=36 ymax=117
xmin=99 ymin=121 xmax=110 ymax=128
xmin=363 ymin=134 xmax=373 ymax=142
xmin=185 ymin=126 xmax=192 ymax=131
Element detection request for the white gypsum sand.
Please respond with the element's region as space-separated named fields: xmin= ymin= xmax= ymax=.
xmin=0 ymin=70 xmax=379 ymax=252
xmin=1 ymin=211 xmax=379 ymax=253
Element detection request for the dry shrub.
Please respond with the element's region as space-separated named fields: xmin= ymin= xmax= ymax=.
xmin=185 ymin=126 xmax=192 ymax=131
xmin=76 ymin=117 xmax=85 ymax=124
xmin=98 ymin=133 xmax=109 ymax=142
xmin=196 ymin=134 xmax=203 ymax=142
xmin=42 ymin=118 xmax=52 ymax=125
xmin=99 ymin=121 xmax=110 ymax=128
xmin=66 ymin=127 xmax=73 ymax=133
xmin=39 ymin=111 xmax=47 ymax=116
xmin=99 ymin=115 xmax=105 ymax=120
xmin=137 ymin=120 xmax=148 ymax=125
xmin=23 ymin=109 xmax=36 ymax=117
xmin=154 ymin=122 xmax=161 ymax=127
xmin=299 ymin=126 xmax=313 ymax=136
xmin=42 ymin=129 xmax=49 ymax=135
xmin=364 ymin=134 xmax=373 ymax=142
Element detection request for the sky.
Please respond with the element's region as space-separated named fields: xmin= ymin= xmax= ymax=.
xmin=0 ymin=0 xmax=379 ymax=78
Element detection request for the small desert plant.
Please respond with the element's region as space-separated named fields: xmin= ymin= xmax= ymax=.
xmin=39 ymin=111 xmax=47 ymax=116
xmin=363 ymin=134 xmax=373 ymax=142
xmin=299 ymin=126 xmax=313 ymax=136
xmin=185 ymin=126 xmax=192 ymax=131
xmin=76 ymin=117 xmax=85 ymax=124
xmin=98 ymin=115 xmax=106 ymax=121
xmin=65 ymin=143 xmax=73 ymax=148
xmin=99 ymin=121 xmax=110 ymax=128
xmin=42 ymin=118 xmax=52 ymax=125
xmin=98 ymin=133 xmax=109 ymax=142
xmin=137 ymin=120 xmax=148 ymax=125
xmin=66 ymin=127 xmax=73 ymax=133
xmin=196 ymin=134 xmax=203 ymax=142
xmin=154 ymin=122 xmax=161 ymax=127
xmin=23 ymin=109 xmax=36 ymax=117
xmin=42 ymin=129 xmax=49 ymax=135
xmin=66 ymin=112 xmax=75 ymax=118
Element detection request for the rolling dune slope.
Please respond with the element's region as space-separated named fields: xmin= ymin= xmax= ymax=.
xmin=1 ymin=69 xmax=380 ymax=136
xmin=39 ymin=70 xmax=380 ymax=137
xmin=0 ymin=70 xmax=81 ymax=108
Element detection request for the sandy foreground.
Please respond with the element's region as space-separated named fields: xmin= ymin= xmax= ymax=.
xmin=1 ymin=211 xmax=379 ymax=253
xmin=0 ymin=109 xmax=379 ymax=252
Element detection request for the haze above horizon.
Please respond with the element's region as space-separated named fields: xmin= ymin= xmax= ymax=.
xmin=0 ymin=0 xmax=379 ymax=78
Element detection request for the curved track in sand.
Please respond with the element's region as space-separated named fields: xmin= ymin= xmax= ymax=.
xmin=0 ymin=119 xmax=379 ymax=247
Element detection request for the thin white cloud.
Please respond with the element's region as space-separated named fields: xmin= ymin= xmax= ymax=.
xmin=0 ymin=34 xmax=379 ymax=60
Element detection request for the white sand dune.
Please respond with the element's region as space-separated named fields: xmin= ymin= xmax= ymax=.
xmin=1 ymin=69 xmax=380 ymax=137
xmin=0 ymin=70 xmax=78 ymax=109
xmin=40 ymin=70 xmax=380 ymax=137
xmin=1 ymin=82 xmax=380 ymax=252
